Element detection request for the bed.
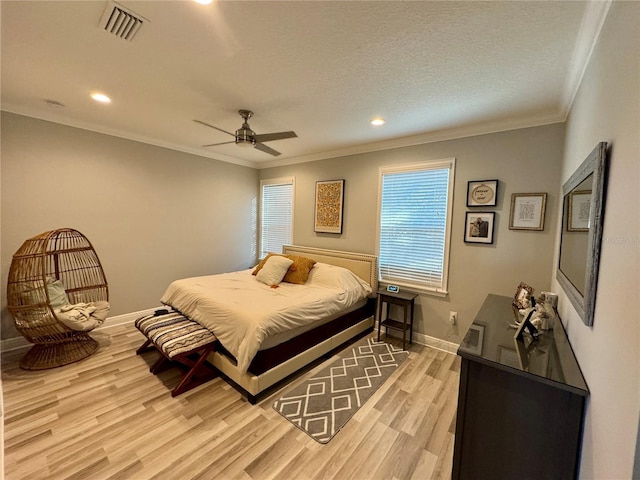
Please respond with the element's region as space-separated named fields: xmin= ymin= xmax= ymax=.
xmin=160 ymin=245 xmax=378 ymax=403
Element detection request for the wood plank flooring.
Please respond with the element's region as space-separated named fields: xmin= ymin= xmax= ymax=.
xmin=2 ymin=325 xmax=460 ymax=480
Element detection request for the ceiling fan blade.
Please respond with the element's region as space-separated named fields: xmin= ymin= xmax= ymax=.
xmin=252 ymin=131 xmax=297 ymax=143
xmin=202 ymin=140 xmax=235 ymax=147
xmin=254 ymin=142 xmax=281 ymax=156
xmin=193 ymin=119 xmax=236 ymax=137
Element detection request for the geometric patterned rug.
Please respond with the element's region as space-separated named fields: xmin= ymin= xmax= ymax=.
xmin=273 ymin=336 xmax=409 ymax=443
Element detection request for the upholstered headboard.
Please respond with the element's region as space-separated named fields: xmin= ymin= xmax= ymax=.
xmin=282 ymin=245 xmax=378 ymax=294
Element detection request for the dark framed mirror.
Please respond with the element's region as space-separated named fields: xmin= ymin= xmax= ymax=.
xmin=556 ymin=142 xmax=609 ymax=326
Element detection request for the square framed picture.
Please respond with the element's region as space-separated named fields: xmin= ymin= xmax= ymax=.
xmin=509 ymin=193 xmax=547 ymax=231
xmin=464 ymin=212 xmax=495 ymax=244
xmin=314 ymin=179 xmax=345 ymax=234
xmin=467 ymin=179 xmax=498 ymax=207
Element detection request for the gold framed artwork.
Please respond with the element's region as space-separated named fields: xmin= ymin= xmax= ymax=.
xmin=467 ymin=179 xmax=498 ymax=207
xmin=509 ymin=193 xmax=547 ymax=231
xmin=314 ymin=179 xmax=345 ymax=234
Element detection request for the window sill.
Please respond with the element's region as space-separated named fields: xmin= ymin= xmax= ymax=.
xmin=379 ymin=282 xmax=448 ymax=298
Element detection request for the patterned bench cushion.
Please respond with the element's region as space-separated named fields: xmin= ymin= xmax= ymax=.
xmin=135 ymin=311 xmax=216 ymax=359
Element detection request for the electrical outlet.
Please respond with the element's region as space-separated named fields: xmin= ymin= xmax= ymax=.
xmin=449 ymin=311 xmax=457 ymax=325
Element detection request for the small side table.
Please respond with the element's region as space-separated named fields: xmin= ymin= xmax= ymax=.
xmin=376 ymin=289 xmax=417 ymax=350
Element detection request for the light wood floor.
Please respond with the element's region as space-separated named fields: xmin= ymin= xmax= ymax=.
xmin=2 ymin=325 xmax=460 ymax=480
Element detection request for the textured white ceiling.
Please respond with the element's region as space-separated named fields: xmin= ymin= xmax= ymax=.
xmin=1 ymin=1 xmax=607 ymax=168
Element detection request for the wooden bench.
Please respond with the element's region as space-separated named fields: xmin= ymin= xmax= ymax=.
xmin=135 ymin=310 xmax=218 ymax=397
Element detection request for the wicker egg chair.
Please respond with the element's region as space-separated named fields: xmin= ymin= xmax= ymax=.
xmin=7 ymin=228 xmax=109 ymax=370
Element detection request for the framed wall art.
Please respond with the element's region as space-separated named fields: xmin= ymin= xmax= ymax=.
xmin=467 ymin=179 xmax=498 ymax=207
xmin=314 ymin=179 xmax=345 ymax=234
xmin=464 ymin=212 xmax=495 ymax=244
xmin=509 ymin=193 xmax=547 ymax=231
xmin=567 ymin=190 xmax=591 ymax=231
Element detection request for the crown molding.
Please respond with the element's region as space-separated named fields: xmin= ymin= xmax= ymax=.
xmin=259 ymin=112 xmax=566 ymax=169
xmin=0 ymin=106 xmax=258 ymax=169
xmin=560 ymin=0 xmax=612 ymax=119
xmin=6 ymin=106 xmax=566 ymax=171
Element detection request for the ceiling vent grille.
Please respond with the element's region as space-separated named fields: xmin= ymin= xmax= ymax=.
xmin=99 ymin=1 xmax=147 ymax=41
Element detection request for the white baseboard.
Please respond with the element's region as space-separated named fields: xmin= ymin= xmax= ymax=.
xmin=0 ymin=306 xmax=160 ymax=353
xmin=374 ymin=321 xmax=459 ymax=355
xmin=98 ymin=306 xmax=160 ymax=329
xmin=413 ymin=331 xmax=459 ymax=354
xmin=1 ymin=336 xmax=31 ymax=353
xmin=2 ymin=311 xmax=460 ymax=356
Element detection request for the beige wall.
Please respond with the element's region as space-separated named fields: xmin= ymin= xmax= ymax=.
xmin=551 ymin=2 xmax=640 ymax=478
xmin=1 ymin=112 xmax=258 ymax=340
xmin=261 ymin=123 xmax=565 ymax=344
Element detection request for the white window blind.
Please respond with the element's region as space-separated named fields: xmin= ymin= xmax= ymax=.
xmin=260 ymin=177 xmax=294 ymax=259
xmin=378 ymin=160 xmax=454 ymax=293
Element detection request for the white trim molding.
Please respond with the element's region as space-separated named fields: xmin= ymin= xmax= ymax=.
xmin=2 ymin=307 xmax=460 ymax=358
xmin=0 ymin=307 xmax=159 ymax=353
xmin=374 ymin=320 xmax=459 ymax=355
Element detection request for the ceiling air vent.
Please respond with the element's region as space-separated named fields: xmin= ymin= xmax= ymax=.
xmin=99 ymin=1 xmax=148 ymax=41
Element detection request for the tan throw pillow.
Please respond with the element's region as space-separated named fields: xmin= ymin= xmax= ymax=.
xmin=255 ymin=255 xmax=294 ymax=286
xmin=283 ymin=255 xmax=317 ymax=284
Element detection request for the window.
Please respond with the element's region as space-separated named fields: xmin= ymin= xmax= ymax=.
xmin=377 ymin=159 xmax=455 ymax=294
xmin=260 ymin=177 xmax=294 ymax=259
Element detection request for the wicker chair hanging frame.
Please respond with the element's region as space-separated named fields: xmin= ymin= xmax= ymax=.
xmin=7 ymin=228 xmax=109 ymax=370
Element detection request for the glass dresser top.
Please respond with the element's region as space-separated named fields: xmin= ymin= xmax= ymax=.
xmin=458 ymin=294 xmax=588 ymax=396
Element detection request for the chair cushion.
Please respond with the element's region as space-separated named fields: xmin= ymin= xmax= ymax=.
xmin=46 ymin=278 xmax=70 ymax=310
xmin=55 ymin=301 xmax=110 ymax=332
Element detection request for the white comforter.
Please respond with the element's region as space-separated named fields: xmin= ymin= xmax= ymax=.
xmin=160 ymin=263 xmax=372 ymax=374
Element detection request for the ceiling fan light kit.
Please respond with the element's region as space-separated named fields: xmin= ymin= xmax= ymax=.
xmin=235 ymin=110 xmax=256 ymax=147
xmin=195 ymin=110 xmax=297 ymax=157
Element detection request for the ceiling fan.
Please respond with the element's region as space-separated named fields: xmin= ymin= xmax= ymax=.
xmin=194 ymin=110 xmax=297 ymax=157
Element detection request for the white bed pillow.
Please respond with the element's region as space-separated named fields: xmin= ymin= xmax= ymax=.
xmin=306 ymin=262 xmax=373 ymax=296
xmin=255 ymin=255 xmax=294 ymax=286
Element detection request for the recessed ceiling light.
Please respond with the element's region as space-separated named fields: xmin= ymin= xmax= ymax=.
xmin=194 ymin=0 xmax=212 ymax=4
xmin=371 ymin=118 xmax=385 ymax=126
xmin=90 ymin=92 xmax=111 ymax=104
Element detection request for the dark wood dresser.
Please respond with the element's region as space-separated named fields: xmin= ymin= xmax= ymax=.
xmin=452 ymin=294 xmax=589 ymax=480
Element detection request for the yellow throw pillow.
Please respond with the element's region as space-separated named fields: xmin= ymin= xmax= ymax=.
xmin=283 ymin=255 xmax=317 ymax=284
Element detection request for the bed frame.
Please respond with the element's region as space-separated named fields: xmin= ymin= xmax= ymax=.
xmin=206 ymin=245 xmax=378 ymax=403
